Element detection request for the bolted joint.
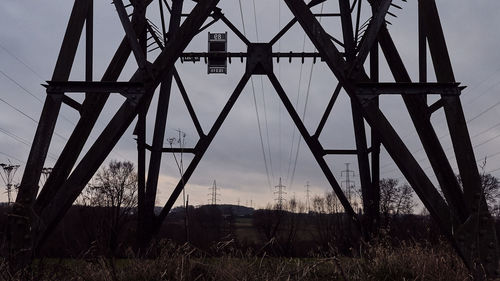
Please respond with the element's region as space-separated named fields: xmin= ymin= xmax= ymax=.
xmin=246 ymin=43 xmax=273 ymax=75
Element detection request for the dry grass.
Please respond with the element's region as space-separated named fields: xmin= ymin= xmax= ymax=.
xmin=0 ymin=240 xmax=471 ymax=281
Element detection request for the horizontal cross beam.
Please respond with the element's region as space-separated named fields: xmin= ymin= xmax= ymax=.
xmin=323 ymin=149 xmax=358 ymax=155
xmin=180 ymin=52 xmax=337 ymax=62
xmin=144 ymin=143 xmax=196 ymax=154
xmin=356 ymin=82 xmax=463 ymax=96
xmin=44 ymin=81 xmax=145 ymax=96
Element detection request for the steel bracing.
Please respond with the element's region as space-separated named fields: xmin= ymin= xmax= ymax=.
xmin=8 ymin=0 xmax=499 ymax=278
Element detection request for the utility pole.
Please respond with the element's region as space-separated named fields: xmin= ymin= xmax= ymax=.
xmin=274 ymin=177 xmax=286 ymax=210
xmin=209 ymin=180 xmax=220 ymax=205
xmin=305 ymin=181 xmax=311 ymax=213
xmin=168 ymin=129 xmax=189 ymax=242
xmin=341 ymin=163 xmax=355 ymax=205
xmin=185 ymin=194 xmax=189 ymax=243
xmin=0 ymin=163 xmax=20 ymax=204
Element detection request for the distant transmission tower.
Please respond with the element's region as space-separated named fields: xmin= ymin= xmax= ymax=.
xmin=305 ymin=181 xmax=311 ymax=213
xmin=0 ymin=162 xmax=20 ymax=204
xmin=40 ymin=167 xmax=53 ymax=187
xmin=274 ymin=177 xmax=286 ymax=210
xmin=341 ymin=163 xmax=355 ymax=205
xmin=209 ymin=180 xmax=220 ymax=205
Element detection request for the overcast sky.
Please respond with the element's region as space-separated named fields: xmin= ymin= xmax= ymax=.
xmin=0 ymin=0 xmax=499 ymax=211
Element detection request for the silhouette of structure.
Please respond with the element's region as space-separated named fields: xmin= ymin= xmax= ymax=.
xmin=274 ymin=177 xmax=286 ymax=210
xmin=209 ymin=180 xmax=220 ymax=205
xmin=0 ymin=163 xmax=20 ymax=204
xmin=305 ymin=181 xmax=310 ymax=213
xmin=8 ymin=0 xmax=499 ymax=277
xmin=341 ymin=163 xmax=355 ymax=205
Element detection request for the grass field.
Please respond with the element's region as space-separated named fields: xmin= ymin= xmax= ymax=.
xmin=1 ymin=240 xmax=471 ymax=281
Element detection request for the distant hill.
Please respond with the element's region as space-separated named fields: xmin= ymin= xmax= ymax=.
xmin=168 ymin=204 xmax=254 ymax=217
xmin=213 ymin=204 xmax=254 ymax=216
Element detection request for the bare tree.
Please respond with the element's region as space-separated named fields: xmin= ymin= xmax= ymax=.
xmin=380 ymin=178 xmax=415 ymax=217
xmin=79 ymin=160 xmax=138 ymax=255
xmin=457 ymin=172 xmax=499 ymax=215
xmin=479 ymin=174 xmax=499 ymax=211
xmin=310 ymin=192 xmax=353 ymax=252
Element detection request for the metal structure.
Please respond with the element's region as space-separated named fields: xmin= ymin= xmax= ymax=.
xmin=209 ymin=180 xmax=220 ymax=205
xmin=0 ymin=163 xmax=20 ymax=204
xmin=305 ymin=181 xmax=310 ymax=213
xmin=341 ymin=163 xmax=355 ymax=205
xmin=7 ymin=0 xmax=499 ymax=278
xmin=275 ymin=177 xmax=286 ymax=210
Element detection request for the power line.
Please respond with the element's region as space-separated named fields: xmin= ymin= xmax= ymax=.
xmin=277 ymin=0 xmax=283 ymax=180
xmin=0 ymin=126 xmax=58 ymax=161
xmin=0 ymin=151 xmax=24 ymax=164
xmin=286 ymin=33 xmax=307 ymax=186
xmin=238 ymin=0 xmax=273 ymax=191
xmin=0 ymin=42 xmax=45 ymax=81
xmin=381 ymin=94 xmax=500 ymax=174
xmin=0 ymin=70 xmax=44 ymax=103
xmin=380 ymin=69 xmax=500 ymax=171
xmin=252 ymin=0 xmax=275 ymax=182
xmin=289 ymin=2 xmax=325 ymax=190
xmin=0 ymin=45 xmax=132 ymax=163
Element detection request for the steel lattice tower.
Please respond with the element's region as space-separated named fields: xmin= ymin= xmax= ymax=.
xmin=7 ymin=0 xmax=499 ymax=277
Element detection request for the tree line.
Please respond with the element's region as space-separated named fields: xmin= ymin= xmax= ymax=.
xmin=1 ymin=160 xmax=498 ymax=258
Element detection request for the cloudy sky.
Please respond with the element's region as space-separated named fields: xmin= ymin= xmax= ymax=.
xmin=0 ymin=0 xmax=499 ymax=211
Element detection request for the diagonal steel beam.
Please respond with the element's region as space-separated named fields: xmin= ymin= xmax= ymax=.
xmin=173 ymin=68 xmax=205 ymax=137
xmin=140 ymin=0 xmax=183 ymax=248
xmin=314 ymin=83 xmax=342 ymax=137
xmin=420 ymin=0 xmax=483 ymax=214
xmin=10 ymin=0 xmax=91 ymax=265
xmin=113 ymin=0 xmax=150 ymax=72
xmin=34 ymin=9 xmax=148 ymax=217
xmin=353 ymin=0 xmax=391 ymax=70
xmin=420 ymin=0 xmax=499 ymax=277
xmin=266 ymin=70 xmax=361 ymax=231
xmin=155 ymin=71 xmax=253 ymax=233
xmin=284 ymin=0 xmax=453 ymax=236
xmin=377 ymin=26 xmax=467 ymax=223
xmin=339 ymin=0 xmax=373 ymax=238
xmin=34 ymin=0 xmax=220 ymax=248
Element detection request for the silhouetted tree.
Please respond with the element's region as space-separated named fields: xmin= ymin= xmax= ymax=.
xmin=458 ymin=173 xmax=499 ymax=215
xmin=79 ymin=160 xmax=137 ymax=255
